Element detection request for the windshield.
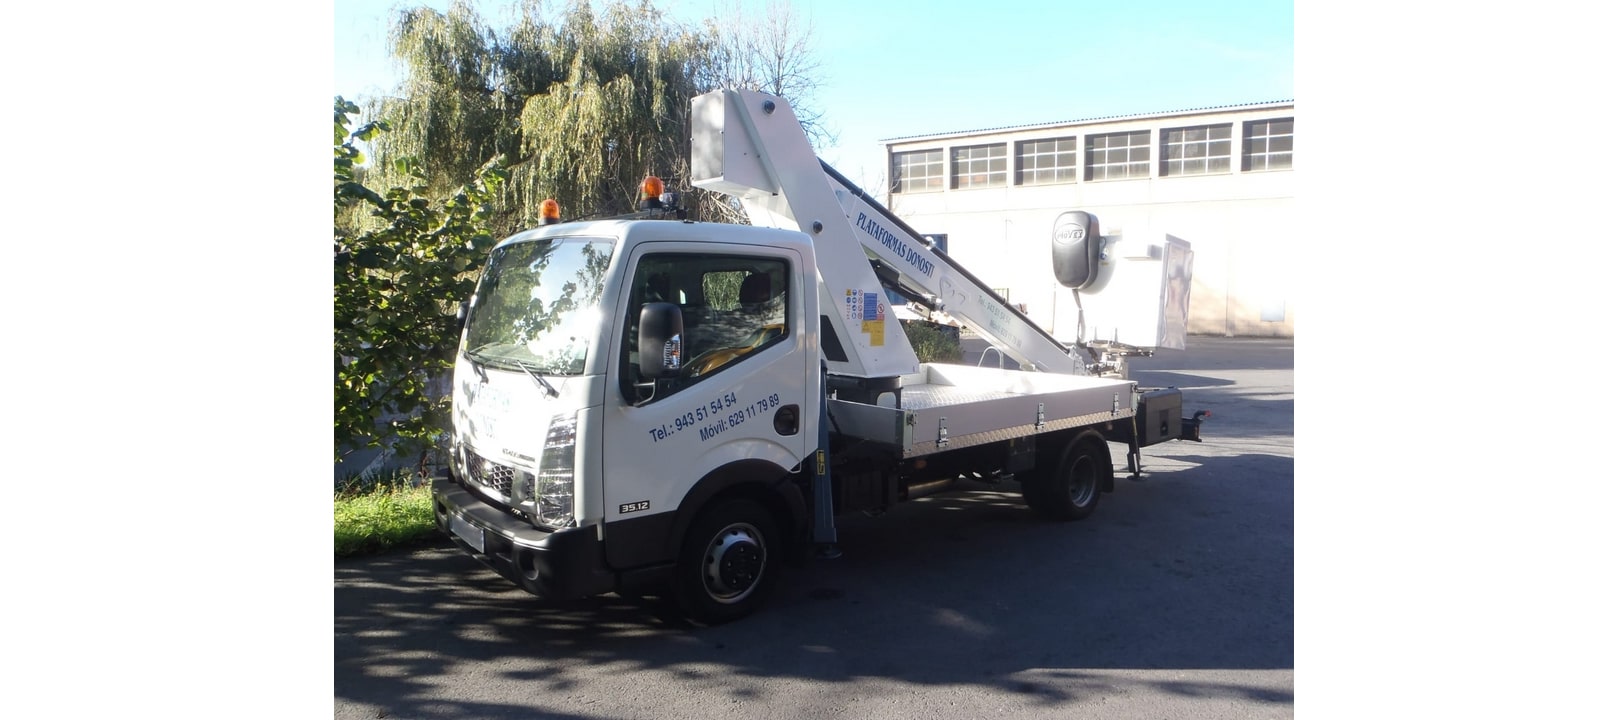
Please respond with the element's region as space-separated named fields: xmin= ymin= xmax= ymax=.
xmin=463 ymin=236 xmax=615 ymax=375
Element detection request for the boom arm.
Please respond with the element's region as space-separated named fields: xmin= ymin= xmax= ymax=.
xmin=818 ymin=162 xmax=1092 ymax=375
xmin=690 ymin=89 xmax=1091 ymax=379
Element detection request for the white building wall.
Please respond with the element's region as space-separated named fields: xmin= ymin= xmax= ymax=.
xmin=883 ymin=103 xmax=1295 ymax=338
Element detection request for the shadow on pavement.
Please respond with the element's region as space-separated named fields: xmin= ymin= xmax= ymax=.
xmin=336 ymin=448 xmax=1292 ymax=718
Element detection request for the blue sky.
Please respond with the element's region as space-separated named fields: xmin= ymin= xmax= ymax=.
xmin=334 ymin=0 xmax=1293 ymax=194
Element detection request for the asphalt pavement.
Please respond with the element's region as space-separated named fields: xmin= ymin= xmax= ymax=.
xmin=335 ymin=334 xmax=1293 ymax=719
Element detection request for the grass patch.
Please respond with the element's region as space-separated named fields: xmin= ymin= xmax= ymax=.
xmin=334 ymin=469 xmax=440 ymax=557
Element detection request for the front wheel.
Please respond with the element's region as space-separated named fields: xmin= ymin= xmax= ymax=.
xmin=1022 ymin=432 xmax=1109 ymax=521
xmin=673 ymin=498 xmax=781 ymax=624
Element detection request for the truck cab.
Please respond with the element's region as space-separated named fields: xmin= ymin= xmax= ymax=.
xmin=434 ymin=219 xmax=823 ymax=622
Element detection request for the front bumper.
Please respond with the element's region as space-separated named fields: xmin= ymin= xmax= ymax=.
xmin=431 ymin=475 xmax=617 ymax=599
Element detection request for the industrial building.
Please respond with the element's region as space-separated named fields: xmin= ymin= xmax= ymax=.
xmin=882 ymin=100 xmax=1294 ymax=338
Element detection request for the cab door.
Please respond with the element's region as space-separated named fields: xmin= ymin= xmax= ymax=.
xmin=599 ymin=241 xmax=813 ymax=569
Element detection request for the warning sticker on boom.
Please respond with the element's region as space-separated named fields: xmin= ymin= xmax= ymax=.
xmin=844 ymin=289 xmax=885 ymax=346
xmin=862 ymin=292 xmax=884 ymax=346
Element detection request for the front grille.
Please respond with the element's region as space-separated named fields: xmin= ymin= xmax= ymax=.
xmin=464 ymin=447 xmax=515 ymax=497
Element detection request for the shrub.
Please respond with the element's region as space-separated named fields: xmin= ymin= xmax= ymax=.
xmin=902 ymin=320 xmax=964 ymax=363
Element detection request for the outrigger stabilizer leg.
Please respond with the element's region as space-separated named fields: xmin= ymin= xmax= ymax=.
xmin=1182 ymin=410 xmax=1211 ymax=442
xmin=812 ymin=362 xmax=841 ymax=560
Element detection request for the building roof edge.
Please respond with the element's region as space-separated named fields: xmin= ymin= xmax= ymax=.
xmin=881 ymin=99 xmax=1296 ymax=144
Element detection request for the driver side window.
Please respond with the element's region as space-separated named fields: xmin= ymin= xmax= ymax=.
xmin=620 ymin=253 xmax=790 ymax=403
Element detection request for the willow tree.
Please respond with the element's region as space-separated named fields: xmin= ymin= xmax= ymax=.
xmin=517 ymin=1 xmax=717 ymax=220
xmin=363 ymin=0 xmax=729 ymax=236
xmin=370 ymin=1 xmax=510 ymax=195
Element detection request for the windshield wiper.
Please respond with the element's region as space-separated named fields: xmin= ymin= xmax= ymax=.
xmin=462 ymin=349 xmax=490 ymax=383
xmin=513 ymin=360 xmax=559 ymax=398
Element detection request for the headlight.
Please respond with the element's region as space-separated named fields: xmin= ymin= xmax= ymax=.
xmin=532 ymin=411 xmax=577 ymax=528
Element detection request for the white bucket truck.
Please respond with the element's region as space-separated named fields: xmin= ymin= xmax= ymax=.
xmin=432 ymin=90 xmax=1203 ymax=623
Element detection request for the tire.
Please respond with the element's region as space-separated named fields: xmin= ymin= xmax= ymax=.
xmin=1022 ymin=432 xmax=1108 ymax=521
xmin=672 ymin=498 xmax=781 ymax=624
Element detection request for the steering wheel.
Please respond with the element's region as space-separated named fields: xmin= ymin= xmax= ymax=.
xmin=684 ymin=346 xmax=749 ymax=378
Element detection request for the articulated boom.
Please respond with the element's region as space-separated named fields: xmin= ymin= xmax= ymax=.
xmin=820 ymin=164 xmax=1093 ymax=375
xmin=690 ymin=89 xmax=1091 ymax=378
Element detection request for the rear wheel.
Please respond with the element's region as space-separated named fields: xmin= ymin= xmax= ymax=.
xmin=1022 ymin=432 xmax=1109 ymax=521
xmin=672 ymin=498 xmax=781 ymax=624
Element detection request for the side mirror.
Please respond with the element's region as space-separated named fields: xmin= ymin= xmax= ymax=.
xmin=1052 ymin=210 xmax=1101 ymax=290
xmin=456 ymin=299 xmax=471 ymax=330
xmin=638 ymin=302 xmax=684 ymax=381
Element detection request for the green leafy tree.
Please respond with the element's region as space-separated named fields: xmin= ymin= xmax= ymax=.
xmin=349 ymin=0 xmax=829 ymax=236
xmin=334 ymin=96 xmax=506 ymax=462
xmin=514 ymin=0 xmax=714 ymax=221
xmin=358 ymin=0 xmax=715 ymax=234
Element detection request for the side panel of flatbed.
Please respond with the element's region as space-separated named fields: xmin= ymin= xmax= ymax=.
xmin=825 ymin=363 xmax=1134 ymax=458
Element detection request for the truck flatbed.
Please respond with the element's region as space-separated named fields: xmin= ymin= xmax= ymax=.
xmin=826 ymin=363 xmax=1135 ymax=458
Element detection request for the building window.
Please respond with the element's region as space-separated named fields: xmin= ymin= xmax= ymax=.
xmin=1016 ymin=137 xmax=1076 ymax=185
xmin=1085 ymin=131 xmax=1151 ymax=181
xmin=1243 ymin=117 xmax=1293 ymax=171
xmin=1160 ymin=124 xmax=1231 ymax=176
xmin=951 ymin=143 xmax=1007 ymax=189
xmin=891 ymin=149 xmax=944 ymax=193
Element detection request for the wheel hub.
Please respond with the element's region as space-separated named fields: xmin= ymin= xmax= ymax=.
xmin=1066 ymin=454 xmax=1097 ymax=506
xmin=703 ymin=524 xmax=766 ymax=603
